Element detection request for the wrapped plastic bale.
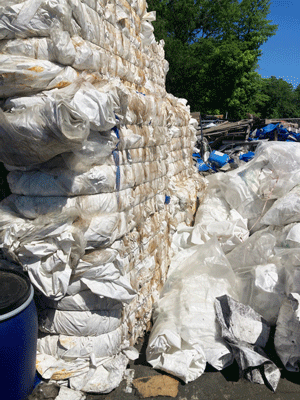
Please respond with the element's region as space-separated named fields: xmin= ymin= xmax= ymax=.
xmin=0 ymin=0 xmax=204 ymax=394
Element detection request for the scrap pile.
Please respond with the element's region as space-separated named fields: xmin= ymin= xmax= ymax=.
xmin=197 ymin=119 xmax=254 ymax=149
xmin=0 ymin=0 xmax=203 ymax=393
xmin=147 ymin=141 xmax=300 ymax=392
xmin=194 ymin=120 xmax=300 ymax=174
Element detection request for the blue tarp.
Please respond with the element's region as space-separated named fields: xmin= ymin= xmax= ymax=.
xmin=255 ymin=123 xmax=300 ymax=142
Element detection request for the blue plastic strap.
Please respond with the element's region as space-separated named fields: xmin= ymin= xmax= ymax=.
xmin=113 ymin=150 xmax=120 ymax=194
xmin=112 ymin=125 xmax=120 ymax=140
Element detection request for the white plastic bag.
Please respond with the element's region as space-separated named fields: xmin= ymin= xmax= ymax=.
xmin=146 ymin=238 xmax=237 ymax=383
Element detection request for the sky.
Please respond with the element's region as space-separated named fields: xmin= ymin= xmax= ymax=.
xmin=256 ymin=0 xmax=300 ymax=88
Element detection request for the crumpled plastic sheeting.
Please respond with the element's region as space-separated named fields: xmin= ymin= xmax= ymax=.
xmin=67 ymin=259 xmax=136 ymax=304
xmin=169 ymin=187 xmax=248 ymax=258
xmin=37 ymin=325 xmax=126 ymax=361
xmin=0 ymin=215 xmax=85 ymax=300
xmin=261 ymin=184 xmax=300 ymax=226
xmin=0 ymin=204 xmax=137 ymax=302
xmin=240 ymin=142 xmax=300 ymax=201
xmin=226 ymin=230 xmax=281 ymax=324
xmin=193 ymin=188 xmax=249 ymax=253
xmin=146 ymin=238 xmax=237 ymax=383
xmin=215 ymin=295 xmax=280 ymax=392
xmin=226 ymin=223 xmax=300 ymax=324
xmin=237 ymin=263 xmax=286 ymax=326
xmin=5 ymin=80 xmax=121 ymax=134
xmin=206 ymin=143 xmax=300 ymax=224
xmin=0 ymin=97 xmax=89 ymax=167
xmin=0 ymin=0 xmax=73 ymax=41
xmin=275 ymin=293 xmax=300 ymax=372
xmin=36 ymin=350 xmax=138 ymax=393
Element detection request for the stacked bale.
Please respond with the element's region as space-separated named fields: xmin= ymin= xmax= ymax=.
xmin=0 ymin=0 xmax=204 ymax=393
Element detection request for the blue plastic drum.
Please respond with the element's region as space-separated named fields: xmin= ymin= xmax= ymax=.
xmin=0 ymin=268 xmax=38 ymax=400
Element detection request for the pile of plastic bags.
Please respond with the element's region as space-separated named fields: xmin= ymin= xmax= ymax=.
xmin=147 ymin=141 xmax=300 ymax=391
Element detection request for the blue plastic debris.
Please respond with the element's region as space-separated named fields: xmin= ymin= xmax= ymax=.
xmin=197 ymin=159 xmax=211 ymax=172
xmin=256 ymin=123 xmax=279 ymax=139
xmin=239 ymin=151 xmax=255 ymax=162
xmin=208 ymin=150 xmax=230 ymax=168
xmin=165 ymin=195 xmax=171 ymax=204
xmin=254 ymin=123 xmax=300 ymax=142
xmin=192 ymin=152 xmax=201 ymax=159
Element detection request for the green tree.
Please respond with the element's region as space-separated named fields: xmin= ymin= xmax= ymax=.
xmin=251 ymin=76 xmax=300 ymax=118
xmin=147 ymin=0 xmax=277 ymax=118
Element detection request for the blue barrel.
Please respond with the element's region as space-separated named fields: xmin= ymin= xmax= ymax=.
xmin=0 ymin=268 xmax=38 ymax=400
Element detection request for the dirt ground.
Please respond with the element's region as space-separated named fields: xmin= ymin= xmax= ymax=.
xmin=29 ymin=330 xmax=300 ymax=400
xmin=85 ymin=333 xmax=300 ymax=400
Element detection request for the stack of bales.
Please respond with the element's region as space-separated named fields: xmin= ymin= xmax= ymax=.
xmin=0 ymin=0 xmax=205 ymax=393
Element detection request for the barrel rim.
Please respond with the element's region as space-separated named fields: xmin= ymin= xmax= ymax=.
xmin=0 ymin=285 xmax=34 ymax=322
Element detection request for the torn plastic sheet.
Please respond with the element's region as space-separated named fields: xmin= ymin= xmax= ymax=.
xmin=275 ymin=293 xmax=300 ymax=372
xmin=215 ymin=295 xmax=280 ymax=392
xmin=146 ymin=238 xmax=237 ymax=383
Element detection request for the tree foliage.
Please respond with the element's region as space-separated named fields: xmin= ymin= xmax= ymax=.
xmin=147 ymin=0 xmax=277 ymax=118
xmin=250 ymin=76 xmax=300 ymax=118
